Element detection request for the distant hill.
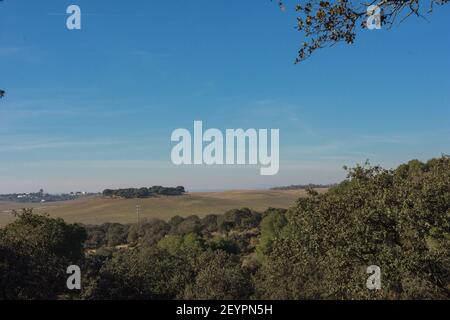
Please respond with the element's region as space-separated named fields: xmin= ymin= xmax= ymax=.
xmin=270 ymin=184 xmax=336 ymax=190
xmin=0 ymin=190 xmax=97 ymax=203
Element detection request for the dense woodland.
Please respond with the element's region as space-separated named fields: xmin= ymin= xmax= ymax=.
xmin=1 ymin=156 xmax=449 ymax=300
xmin=102 ymin=186 xmax=186 ymax=198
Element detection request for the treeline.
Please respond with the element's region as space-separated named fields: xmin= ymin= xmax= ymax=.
xmin=1 ymin=156 xmax=449 ymax=300
xmin=102 ymin=186 xmax=185 ymax=198
xmin=83 ymin=207 xmax=263 ymax=251
xmin=270 ymin=183 xmax=335 ymax=190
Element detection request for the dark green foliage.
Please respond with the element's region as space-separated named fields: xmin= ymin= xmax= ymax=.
xmin=256 ymin=208 xmax=287 ymax=260
xmin=106 ymin=223 xmax=130 ymax=247
xmin=137 ymin=187 xmax=150 ymax=198
xmin=0 ymin=209 xmax=86 ymax=299
xmin=183 ymin=250 xmax=254 ymax=300
xmin=84 ymin=225 xmax=107 ymax=249
xmin=132 ymin=219 xmax=171 ymax=246
xmin=157 ymin=232 xmax=205 ymax=255
xmin=149 ymin=185 xmax=185 ymax=196
xmin=217 ymin=208 xmax=261 ymax=232
xmin=102 ymin=185 xmax=186 ymax=198
xmin=4 ymin=209 xmax=86 ymax=263
xmin=168 ymin=215 xmax=184 ymax=227
xmin=209 ymin=235 xmax=240 ymax=254
xmin=102 ymin=189 xmax=113 ymax=197
xmin=169 ymin=215 xmax=202 ymax=235
xmin=85 ymin=223 xmax=131 ymax=248
xmin=84 ymin=247 xmax=192 ymax=300
xmin=201 ymin=214 xmax=219 ymax=233
xmin=0 ymin=237 xmax=65 ymax=300
xmin=255 ymin=156 xmax=450 ymax=299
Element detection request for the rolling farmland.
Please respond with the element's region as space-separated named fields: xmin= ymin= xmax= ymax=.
xmin=0 ymin=189 xmax=327 ymax=226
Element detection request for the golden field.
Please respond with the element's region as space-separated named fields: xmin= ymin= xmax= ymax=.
xmin=0 ymin=189 xmax=327 ymax=227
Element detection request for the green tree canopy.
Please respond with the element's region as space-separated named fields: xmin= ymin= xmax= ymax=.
xmin=0 ymin=209 xmax=86 ymax=299
xmin=256 ymin=156 xmax=450 ymax=299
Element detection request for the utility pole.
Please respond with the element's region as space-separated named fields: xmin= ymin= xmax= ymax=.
xmin=136 ymin=204 xmax=141 ymax=227
xmin=136 ymin=204 xmax=142 ymax=240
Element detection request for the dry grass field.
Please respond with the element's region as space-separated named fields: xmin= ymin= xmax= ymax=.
xmin=0 ymin=189 xmax=327 ymax=227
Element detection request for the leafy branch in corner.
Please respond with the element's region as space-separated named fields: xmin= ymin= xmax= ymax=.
xmin=275 ymin=0 xmax=449 ymax=63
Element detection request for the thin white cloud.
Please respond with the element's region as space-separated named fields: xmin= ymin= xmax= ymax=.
xmin=0 ymin=139 xmax=128 ymax=152
xmin=0 ymin=47 xmax=23 ymax=56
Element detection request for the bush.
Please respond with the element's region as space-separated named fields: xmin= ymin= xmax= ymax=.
xmin=201 ymin=214 xmax=219 ymax=233
xmin=106 ymin=223 xmax=129 ymax=247
xmin=158 ymin=233 xmax=205 ymax=255
xmin=256 ymin=208 xmax=287 ymax=261
xmin=84 ymin=247 xmax=192 ymax=300
xmin=183 ymin=250 xmax=253 ymax=299
xmin=209 ymin=236 xmax=240 ymax=254
xmin=169 ymin=215 xmax=202 ymax=235
xmin=133 ymin=219 xmax=171 ymax=246
xmin=217 ymin=208 xmax=261 ymax=232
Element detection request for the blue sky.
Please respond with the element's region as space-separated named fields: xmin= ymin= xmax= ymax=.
xmin=0 ymin=0 xmax=449 ymax=193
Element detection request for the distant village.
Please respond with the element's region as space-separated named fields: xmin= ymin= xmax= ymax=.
xmin=0 ymin=189 xmax=98 ymax=203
